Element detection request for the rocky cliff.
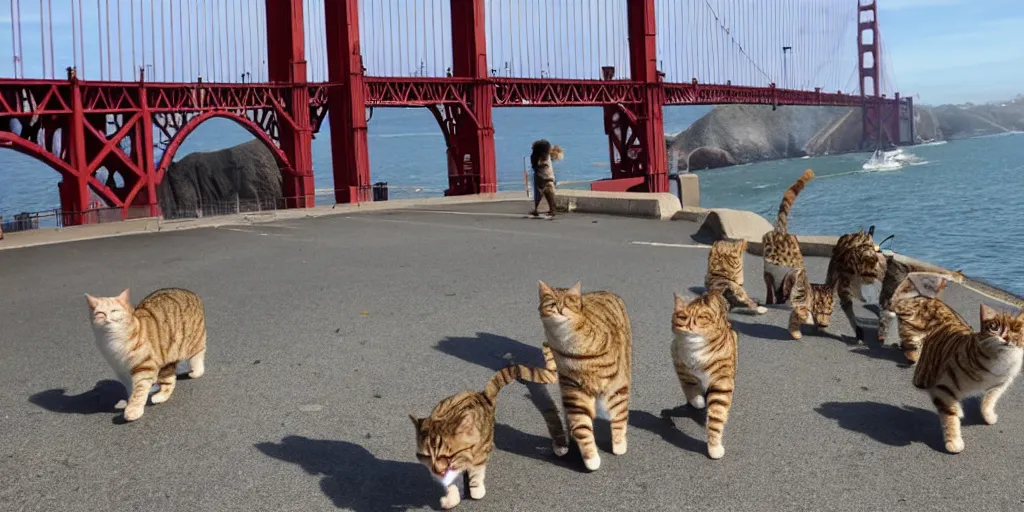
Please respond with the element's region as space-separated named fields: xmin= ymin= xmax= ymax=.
xmin=668 ymin=95 xmax=1024 ymax=170
xmin=157 ymin=140 xmax=283 ymax=219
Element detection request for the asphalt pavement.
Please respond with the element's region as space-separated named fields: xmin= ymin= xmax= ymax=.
xmin=1 ymin=200 xmax=1022 ymax=511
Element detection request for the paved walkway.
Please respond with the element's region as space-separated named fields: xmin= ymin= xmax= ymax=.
xmin=1 ymin=201 xmax=1022 ymax=511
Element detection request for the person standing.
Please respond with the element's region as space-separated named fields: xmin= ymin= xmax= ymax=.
xmin=529 ymin=139 xmax=563 ymax=217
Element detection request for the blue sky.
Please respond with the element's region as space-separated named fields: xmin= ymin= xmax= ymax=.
xmin=0 ymin=0 xmax=1019 ymax=105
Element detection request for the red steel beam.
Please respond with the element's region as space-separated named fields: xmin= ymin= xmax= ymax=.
xmin=627 ymin=0 xmax=668 ymax=194
xmin=324 ymin=0 xmax=372 ymax=204
xmin=264 ymin=0 xmax=315 ymax=207
xmin=447 ymin=0 xmax=496 ymax=195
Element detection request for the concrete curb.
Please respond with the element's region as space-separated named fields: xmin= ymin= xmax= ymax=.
xmin=0 ymin=192 xmax=530 ymax=251
xmin=554 ymin=189 xmax=681 ymax=220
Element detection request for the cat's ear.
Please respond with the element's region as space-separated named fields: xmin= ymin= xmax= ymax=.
xmin=85 ymin=294 xmax=100 ymax=310
xmin=409 ymin=414 xmax=422 ymax=429
xmin=567 ymin=281 xmax=582 ymax=297
xmin=116 ymin=288 xmax=130 ymax=304
xmin=538 ymin=280 xmax=554 ymax=299
xmin=980 ymin=303 xmax=998 ymax=322
xmin=673 ymin=293 xmax=688 ymax=310
xmin=737 ymin=238 xmax=749 ymax=252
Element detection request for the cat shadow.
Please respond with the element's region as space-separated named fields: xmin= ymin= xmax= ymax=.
xmin=815 ymin=401 xmax=946 ymax=452
xmin=28 ymin=379 xmax=125 ymax=414
xmin=628 ymin=407 xmax=706 ymax=455
xmin=492 ymin=423 xmax=587 ymax=473
xmin=435 ymin=332 xmax=560 ymax=429
xmin=254 ymin=435 xmax=436 ymax=511
xmin=730 ymin=319 xmax=795 ymax=341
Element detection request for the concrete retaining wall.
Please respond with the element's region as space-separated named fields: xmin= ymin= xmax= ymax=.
xmin=554 ymin=190 xmax=681 ymax=220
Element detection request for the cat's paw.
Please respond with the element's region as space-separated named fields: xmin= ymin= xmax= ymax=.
xmin=469 ymin=484 xmax=486 ymax=500
xmin=552 ymin=440 xmax=569 ymax=457
xmin=150 ymin=391 xmax=172 ymax=404
xmin=688 ymin=395 xmax=706 ymax=409
xmin=582 ymin=454 xmax=601 ymax=471
xmin=982 ymin=409 xmax=998 ymax=425
xmin=754 ymin=305 xmax=768 ymax=315
xmin=122 ymin=404 xmax=145 ymax=422
xmin=440 ymin=485 xmax=461 ymax=509
xmin=612 ymin=438 xmax=627 ymax=456
xmin=707 ymin=443 xmax=725 ymax=460
xmin=188 ymin=369 xmax=204 ymax=379
xmin=789 ymin=330 xmax=803 ymax=340
xmin=113 ymin=399 xmax=128 ymax=410
xmin=945 ymin=438 xmax=965 ymax=454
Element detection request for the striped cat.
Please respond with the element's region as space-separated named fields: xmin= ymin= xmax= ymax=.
xmin=781 ymin=267 xmax=835 ymax=340
xmin=538 ymin=280 xmax=632 ymax=472
xmin=879 ymin=272 xmax=961 ymax=363
xmin=762 ymin=169 xmax=814 ymax=304
xmin=411 ymin=363 xmax=561 ymax=509
xmin=671 ymin=291 xmax=738 ymax=459
xmin=825 ymin=230 xmax=888 ymax=342
xmin=86 ymin=288 xmax=207 ymax=422
xmin=912 ymin=303 xmax=1024 ymax=454
xmin=705 ymin=238 xmax=767 ymax=315
xmin=877 ymin=257 xmax=964 ymax=344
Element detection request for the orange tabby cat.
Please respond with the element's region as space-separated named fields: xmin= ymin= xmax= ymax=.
xmin=412 ymin=363 xmax=560 ymax=509
xmin=912 ymin=303 xmax=1024 ymax=453
xmin=781 ymin=267 xmax=835 ymax=340
xmin=879 ymin=272 xmax=961 ymax=364
xmin=704 ymin=238 xmax=767 ymax=315
xmin=762 ymin=169 xmax=815 ymax=304
xmin=86 ymin=288 xmax=207 ymax=422
xmin=538 ymin=280 xmax=632 ymax=471
xmin=825 ymin=230 xmax=888 ymax=342
xmin=671 ymin=290 xmax=738 ymax=459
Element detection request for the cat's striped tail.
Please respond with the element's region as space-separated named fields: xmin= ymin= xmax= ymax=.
xmin=774 ymin=169 xmax=815 ymax=233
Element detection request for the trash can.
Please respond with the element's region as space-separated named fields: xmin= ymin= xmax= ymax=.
xmin=372 ymin=182 xmax=389 ymax=201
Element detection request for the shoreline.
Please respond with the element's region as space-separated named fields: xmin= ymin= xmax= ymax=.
xmin=2 ymin=189 xmax=1020 ymax=310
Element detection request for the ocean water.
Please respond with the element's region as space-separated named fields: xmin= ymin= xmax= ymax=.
xmin=1 ymin=108 xmax=1022 ymax=296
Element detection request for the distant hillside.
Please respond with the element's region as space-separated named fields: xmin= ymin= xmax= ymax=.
xmin=667 ymin=95 xmax=1024 ymax=171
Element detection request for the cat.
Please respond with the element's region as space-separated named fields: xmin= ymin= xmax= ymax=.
xmin=878 ymin=272 xmax=962 ymax=364
xmin=913 ymin=303 xmax=1024 ymax=454
xmin=825 ymin=229 xmax=888 ymax=342
xmin=877 ymin=257 xmax=963 ymax=344
xmin=86 ymin=288 xmax=207 ymax=422
xmin=762 ymin=169 xmax=815 ymax=304
xmin=671 ymin=290 xmax=738 ymax=459
xmin=411 ymin=362 xmax=561 ymax=509
xmin=781 ymin=267 xmax=835 ymax=340
xmin=704 ymin=238 xmax=768 ymax=315
xmin=529 ymin=139 xmax=563 ymax=218
xmin=538 ymin=280 xmax=632 ymax=471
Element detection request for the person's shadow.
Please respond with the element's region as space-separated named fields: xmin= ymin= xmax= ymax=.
xmin=255 ymin=436 xmax=437 ymax=511
xmin=28 ymin=379 xmax=125 ymax=414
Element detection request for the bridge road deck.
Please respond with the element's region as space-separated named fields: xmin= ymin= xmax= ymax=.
xmin=1 ymin=200 xmax=1021 ymax=512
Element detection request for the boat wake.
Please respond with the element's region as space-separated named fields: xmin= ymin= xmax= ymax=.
xmin=861 ymin=148 xmax=926 ymax=172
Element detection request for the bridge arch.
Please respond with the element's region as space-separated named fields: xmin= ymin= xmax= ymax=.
xmin=0 ymin=130 xmax=76 ymax=182
xmin=155 ymin=110 xmax=296 ymax=184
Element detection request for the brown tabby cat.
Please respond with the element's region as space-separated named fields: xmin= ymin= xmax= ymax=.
xmin=825 ymin=229 xmax=888 ymax=342
xmin=530 ymin=139 xmax=564 ymax=218
xmin=913 ymin=303 xmax=1024 ymax=454
xmin=86 ymin=288 xmax=207 ymax=422
xmin=671 ymin=290 xmax=738 ymax=459
xmin=705 ymin=238 xmax=767 ymax=315
xmin=781 ymin=267 xmax=835 ymax=340
xmin=879 ymin=272 xmax=961 ymax=363
xmin=877 ymin=257 xmax=963 ymax=343
xmin=411 ymin=362 xmax=561 ymax=509
xmin=762 ymin=169 xmax=815 ymax=304
xmin=538 ymin=280 xmax=632 ymax=472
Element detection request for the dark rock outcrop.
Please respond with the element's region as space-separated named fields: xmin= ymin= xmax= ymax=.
xmin=157 ymin=140 xmax=283 ymax=219
xmin=686 ymin=146 xmax=736 ymax=170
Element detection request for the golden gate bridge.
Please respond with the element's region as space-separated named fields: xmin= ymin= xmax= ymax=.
xmin=0 ymin=0 xmax=909 ymax=226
